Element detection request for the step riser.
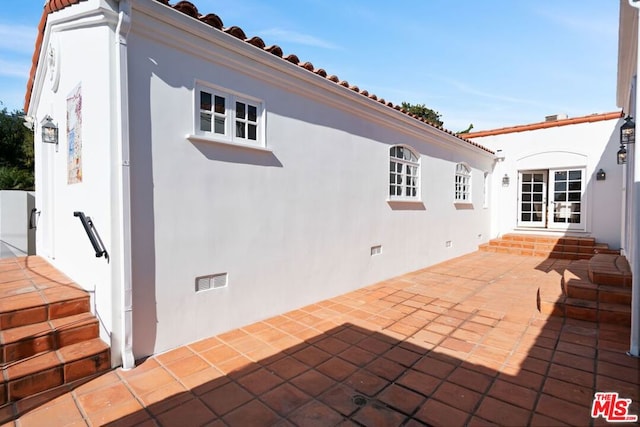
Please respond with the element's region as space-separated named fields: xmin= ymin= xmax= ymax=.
xmin=63 ymin=350 xmax=110 ymax=383
xmin=565 ymin=286 xmax=632 ymax=305
xmin=480 ymin=245 xmax=594 ymax=260
xmin=0 ymin=296 xmax=90 ymax=330
xmin=589 ymin=272 xmax=632 ymax=288
xmin=539 ymin=301 xmax=631 ymax=326
xmin=1 ymin=320 xmax=99 ymax=364
xmin=480 ymin=234 xmax=621 ymax=261
xmin=4 ymin=347 xmax=110 ymax=404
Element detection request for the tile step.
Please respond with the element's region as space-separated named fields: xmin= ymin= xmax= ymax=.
xmin=0 ymin=291 xmax=90 ymax=330
xmin=500 ymin=233 xmax=596 ymax=245
xmin=537 ymin=288 xmax=631 ymax=326
xmin=588 ymin=254 xmax=632 ymax=288
xmin=0 ymin=312 xmax=99 ymax=364
xmin=480 ymin=244 xmax=594 ymax=260
xmin=561 ymin=260 xmax=632 ymax=304
xmin=1 ymin=338 xmax=110 ymax=404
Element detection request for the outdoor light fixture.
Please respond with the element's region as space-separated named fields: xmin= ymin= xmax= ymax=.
xmin=502 ymin=174 xmax=510 ymax=187
xmin=617 ymin=115 xmax=635 ymax=165
xmin=618 ymin=144 xmax=627 ymax=164
xmin=41 ymin=115 xmax=58 ymax=145
xmin=596 ymin=169 xmax=606 ymax=181
xmin=620 ymin=115 xmax=635 ymax=145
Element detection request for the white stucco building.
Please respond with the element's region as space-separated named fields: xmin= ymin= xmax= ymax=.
xmin=463 ymin=112 xmax=624 ymax=250
xmin=23 ymin=0 xmax=639 ymax=368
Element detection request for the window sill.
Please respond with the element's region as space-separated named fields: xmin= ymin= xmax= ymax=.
xmin=387 ymin=199 xmax=425 ymax=210
xmin=186 ymin=134 xmax=273 ymax=153
xmin=454 ymin=202 xmax=474 ymax=210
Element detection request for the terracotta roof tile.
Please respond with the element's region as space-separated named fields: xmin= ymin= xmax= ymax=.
xmin=284 ymin=54 xmax=300 ymax=65
xmin=246 ymin=36 xmax=265 ymax=49
xmin=24 ymin=0 xmax=493 ymax=154
xmin=172 ymin=0 xmax=198 ymax=18
xmin=199 ymin=13 xmax=223 ymax=30
xmin=265 ymin=45 xmax=283 ymax=57
xmin=223 ymin=26 xmax=246 ymax=40
xmin=462 ymin=111 xmax=624 ymax=138
xmin=300 ymin=61 xmax=314 ymax=72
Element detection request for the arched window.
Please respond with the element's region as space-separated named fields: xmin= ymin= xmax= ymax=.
xmin=389 ymin=145 xmax=419 ymax=199
xmin=455 ymin=163 xmax=471 ymax=202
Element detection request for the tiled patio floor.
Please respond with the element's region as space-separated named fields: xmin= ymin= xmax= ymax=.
xmin=3 ymin=251 xmax=639 ymax=426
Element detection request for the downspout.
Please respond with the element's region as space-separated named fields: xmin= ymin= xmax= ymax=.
xmin=115 ymin=0 xmax=135 ymax=369
xmin=628 ymin=0 xmax=640 ymax=357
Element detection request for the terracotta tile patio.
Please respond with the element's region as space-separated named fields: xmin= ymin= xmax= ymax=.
xmin=2 ymin=251 xmax=639 ymax=426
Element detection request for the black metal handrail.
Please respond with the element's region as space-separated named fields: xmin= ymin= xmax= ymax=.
xmin=73 ymin=211 xmax=109 ymax=261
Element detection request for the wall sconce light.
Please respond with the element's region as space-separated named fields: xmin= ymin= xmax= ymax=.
xmin=618 ymin=115 xmax=635 ymax=165
xmin=596 ymin=169 xmax=606 ymax=181
xmin=41 ymin=115 xmax=58 ymax=145
xmin=620 ymin=115 xmax=635 ymax=145
xmin=502 ymin=174 xmax=510 ymax=187
xmin=617 ymin=144 xmax=627 ymax=164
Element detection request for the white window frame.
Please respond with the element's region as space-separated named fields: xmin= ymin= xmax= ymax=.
xmin=189 ymin=81 xmax=267 ymax=150
xmin=454 ymin=163 xmax=472 ymax=203
xmin=389 ymin=145 xmax=421 ymax=201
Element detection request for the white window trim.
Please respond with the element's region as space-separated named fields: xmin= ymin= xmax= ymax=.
xmin=454 ymin=162 xmax=472 ymax=203
xmin=189 ymin=80 xmax=267 ymax=150
xmin=388 ymin=145 xmax=421 ymax=202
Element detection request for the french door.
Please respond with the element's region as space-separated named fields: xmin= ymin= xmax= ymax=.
xmin=517 ymin=168 xmax=585 ymax=230
xmin=549 ymin=168 xmax=585 ymax=230
xmin=517 ymin=171 xmax=547 ymax=227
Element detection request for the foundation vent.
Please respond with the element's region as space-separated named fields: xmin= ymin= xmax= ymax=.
xmin=196 ymin=273 xmax=228 ymax=292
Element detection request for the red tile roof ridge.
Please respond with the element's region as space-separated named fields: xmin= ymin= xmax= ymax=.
xmin=461 ymin=111 xmax=624 ymax=139
xmin=24 ymin=0 xmax=494 ymax=155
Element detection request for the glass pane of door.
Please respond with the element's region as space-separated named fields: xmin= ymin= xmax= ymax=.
xmin=549 ymin=168 xmax=584 ymax=230
xmin=517 ymin=171 xmax=547 ymax=227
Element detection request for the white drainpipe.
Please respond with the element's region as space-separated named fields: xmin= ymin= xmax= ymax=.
xmin=627 ymin=0 xmax=640 ymax=357
xmin=115 ymin=0 xmax=135 ymax=369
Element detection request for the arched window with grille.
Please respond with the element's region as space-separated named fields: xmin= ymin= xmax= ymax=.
xmin=455 ymin=163 xmax=471 ymax=202
xmin=389 ymin=145 xmax=420 ymax=200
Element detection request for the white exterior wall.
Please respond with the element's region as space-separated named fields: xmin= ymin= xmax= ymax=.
xmin=617 ymin=0 xmax=639 ymax=357
xmin=127 ymin=1 xmax=494 ymax=357
xmin=0 ymin=191 xmax=35 ymax=257
xmin=28 ymin=1 xmax=123 ymax=364
xmin=470 ymin=119 xmax=623 ymax=248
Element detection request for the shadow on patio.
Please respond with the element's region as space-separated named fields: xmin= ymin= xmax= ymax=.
xmin=4 ymin=251 xmax=640 ymax=426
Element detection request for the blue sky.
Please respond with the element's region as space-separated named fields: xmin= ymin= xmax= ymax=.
xmin=0 ymin=0 xmax=620 ymax=132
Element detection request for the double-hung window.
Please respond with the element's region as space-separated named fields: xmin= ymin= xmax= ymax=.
xmin=389 ymin=145 xmax=420 ymax=200
xmin=454 ymin=163 xmax=471 ymax=202
xmin=195 ymin=82 xmax=264 ymax=148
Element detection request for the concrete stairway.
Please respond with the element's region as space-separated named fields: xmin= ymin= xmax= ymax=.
xmin=479 ymin=233 xmax=618 ymax=260
xmin=537 ymin=254 xmax=632 ymax=325
xmin=0 ymin=256 xmax=110 ymax=406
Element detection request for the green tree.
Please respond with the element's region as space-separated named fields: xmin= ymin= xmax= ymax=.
xmin=0 ymin=104 xmax=34 ymax=190
xmin=401 ymin=102 xmax=443 ymax=127
xmin=457 ymin=123 xmax=474 ymax=134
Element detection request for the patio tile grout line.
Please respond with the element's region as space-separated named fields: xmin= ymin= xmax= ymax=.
xmin=523 ymin=314 xmax=565 ymax=427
